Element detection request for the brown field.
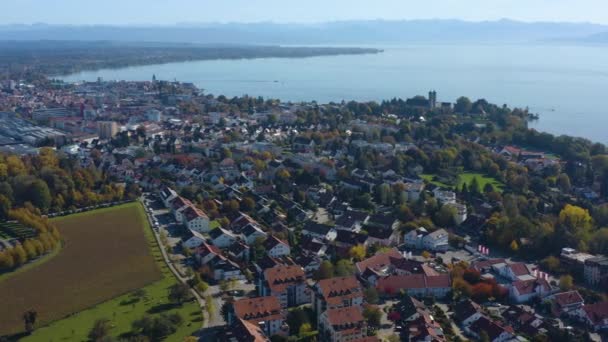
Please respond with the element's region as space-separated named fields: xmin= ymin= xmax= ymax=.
xmin=0 ymin=203 xmax=162 ymax=335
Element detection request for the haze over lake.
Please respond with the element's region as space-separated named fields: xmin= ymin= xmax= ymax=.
xmin=61 ymin=44 xmax=608 ymax=144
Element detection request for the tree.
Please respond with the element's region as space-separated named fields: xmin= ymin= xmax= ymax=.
xmin=22 ymin=310 xmax=37 ymax=333
xmin=349 ymin=245 xmax=366 ymax=261
xmin=0 ymin=194 xmax=10 ymax=220
xmin=88 ymin=318 xmax=112 ymax=341
xmin=219 ymin=280 xmax=229 ymax=292
xmin=558 ymin=204 xmax=594 ymax=249
xmin=27 ymin=180 xmax=52 ymax=211
xmin=434 ymin=205 xmax=456 ymax=227
xmin=363 ymin=306 xmax=382 ymax=329
xmin=540 ymin=256 xmax=561 ymax=273
xmin=299 ymin=323 xmax=312 ymax=336
xmin=510 ymin=240 xmax=519 ymax=252
xmin=590 ymin=228 xmax=608 ymax=255
xmin=0 ymin=250 xmax=15 ymax=270
xmin=335 ymin=259 xmax=355 ymax=277
xmin=559 ymin=275 xmax=574 ymax=291
xmin=168 ymin=283 xmax=191 ymax=305
xmin=315 ymin=260 xmax=334 ymax=280
xmin=557 ymin=174 xmax=571 ymax=192
xmin=455 ymin=96 xmax=473 ymax=113
xmin=10 ymin=244 xmax=28 ymax=266
xmin=364 ymin=287 xmax=379 ymax=304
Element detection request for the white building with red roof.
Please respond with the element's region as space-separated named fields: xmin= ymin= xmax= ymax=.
xmin=319 ymin=306 xmax=367 ymax=342
xmin=231 ymin=296 xmax=288 ymax=337
xmin=262 ymin=265 xmax=310 ymax=308
xmin=312 ymin=276 xmax=364 ymax=322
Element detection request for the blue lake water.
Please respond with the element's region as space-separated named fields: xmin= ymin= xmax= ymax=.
xmin=60 ymin=44 xmax=608 ymax=144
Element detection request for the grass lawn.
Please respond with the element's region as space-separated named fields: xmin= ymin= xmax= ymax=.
xmin=0 ymin=203 xmax=200 ymax=340
xmin=422 ymin=172 xmax=504 ymax=192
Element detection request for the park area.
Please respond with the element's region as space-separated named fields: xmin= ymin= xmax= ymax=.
xmin=0 ymin=203 xmax=201 ymax=340
xmin=422 ymin=172 xmax=504 ymax=192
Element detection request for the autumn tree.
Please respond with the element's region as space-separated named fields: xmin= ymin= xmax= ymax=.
xmin=558 ymin=204 xmax=594 ymax=250
xmin=349 ymin=245 xmax=366 ymax=261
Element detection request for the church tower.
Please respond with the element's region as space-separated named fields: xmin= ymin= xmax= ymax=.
xmin=428 ymin=90 xmax=437 ymax=109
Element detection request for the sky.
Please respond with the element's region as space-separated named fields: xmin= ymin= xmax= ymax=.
xmin=2 ymin=0 xmax=608 ymax=25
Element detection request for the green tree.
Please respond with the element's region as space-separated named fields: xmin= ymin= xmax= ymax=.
xmin=335 ymin=259 xmax=355 ymax=277
xmin=88 ymin=318 xmax=112 ymax=341
xmin=590 ymin=228 xmax=608 ymax=255
xmin=315 ymin=260 xmax=334 ymax=280
xmin=455 ymin=96 xmax=473 ymax=113
xmin=363 ymin=306 xmax=382 ymax=329
xmin=28 ymin=180 xmax=52 ymax=211
xmin=559 ymin=275 xmax=574 ymax=291
xmin=168 ymin=283 xmax=191 ymax=305
xmin=22 ymin=310 xmax=37 ymax=333
xmin=557 ymin=174 xmax=572 ymax=192
xmin=0 ymin=194 xmax=11 ymax=220
xmin=364 ymin=287 xmax=379 ymax=304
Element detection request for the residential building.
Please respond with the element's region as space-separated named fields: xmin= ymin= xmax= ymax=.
xmin=231 ymin=296 xmax=288 ymax=337
xmin=376 ymin=274 xmax=451 ymax=298
xmin=575 ymin=301 xmax=608 ymax=331
xmin=404 ymin=228 xmax=449 ymax=252
xmin=183 ymin=206 xmax=210 ymax=233
xmin=209 ymin=228 xmax=238 ymax=248
xmin=319 ymin=306 xmax=367 ymax=342
xmin=261 ymin=265 xmax=310 ymax=308
xmin=548 ymin=291 xmax=584 ymax=317
xmin=584 ymin=255 xmax=608 ymax=288
xmin=263 ymin=235 xmax=291 ymax=258
xmin=312 ymin=276 xmax=363 ymax=319
xmin=97 ymin=121 xmax=119 ymax=139
xmin=509 ymin=278 xmax=552 ymax=303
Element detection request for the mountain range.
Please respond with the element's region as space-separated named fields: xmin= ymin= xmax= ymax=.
xmin=1 ymin=20 xmax=607 ymax=45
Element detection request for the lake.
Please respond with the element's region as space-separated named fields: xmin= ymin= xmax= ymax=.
xmin=60 ymin=44 xmax=608 ymax=144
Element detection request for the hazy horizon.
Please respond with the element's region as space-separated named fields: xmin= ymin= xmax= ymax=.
xmin=2 ymin=0 xmax=608 ymax=26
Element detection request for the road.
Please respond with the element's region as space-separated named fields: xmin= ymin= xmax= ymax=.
xmin=139 ymin=196 xmax=207 ymax=325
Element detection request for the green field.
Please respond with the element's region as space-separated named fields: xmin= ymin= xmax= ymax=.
xmin=422 ymin=172 xmax=504 ymax=192
xmin=0 ymin=203 xmax=201 ymax=341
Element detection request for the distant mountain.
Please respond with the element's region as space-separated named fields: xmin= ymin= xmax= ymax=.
xmin=0 ymin=20 xmax=607 ymax=45
xmin=575 ymin=31 xmax=608 ymax=44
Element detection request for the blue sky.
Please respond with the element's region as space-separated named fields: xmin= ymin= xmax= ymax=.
xmin=2 ymin=0 xmax=608 ymax=25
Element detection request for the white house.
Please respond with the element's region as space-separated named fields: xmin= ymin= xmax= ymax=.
xmin=433 ymin=188 xmax=456 ymax=205
xmin=404 ymin=227 xmax=449 ymax=252
xmin=160 ymin=186 xmax=178 ymax=207
xmin=403 ymin=182 xmax=425 ymax=202
xmin=183 ymin=206 xmax=210 ymax=233
xmin=302 ymin=222 xmax=337 ymax=242
xmin=242 ymin=224 xmax=268 ymax=245
xmin=446 ymin=202 xmax=468 ymax=225
xmin=169 ymin=196 xmax=193 ymax=223
xmin=209 ymin=228 xmax=238 ymax=248
xmin=264 ymin=235 xmax=291 ymax=258
xmin=509 ymin=278 xmax=552 ymax=303
xmin=195 ymin=242 xmax=222 ymax=265
xmin=183 ymin=229 xmax=206 ymax=249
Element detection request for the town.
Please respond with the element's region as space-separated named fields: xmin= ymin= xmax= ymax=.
xmin=0 ymin=75 xmax=607 ymax=342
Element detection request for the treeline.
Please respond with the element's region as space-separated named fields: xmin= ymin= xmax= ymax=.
xmin=0 ymin=206 xmax=61 ymax=272
xmin=0 ymin=148 xmax=128 ymax=216
xmin=0 ymin=41 xmax=380 ymax=79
